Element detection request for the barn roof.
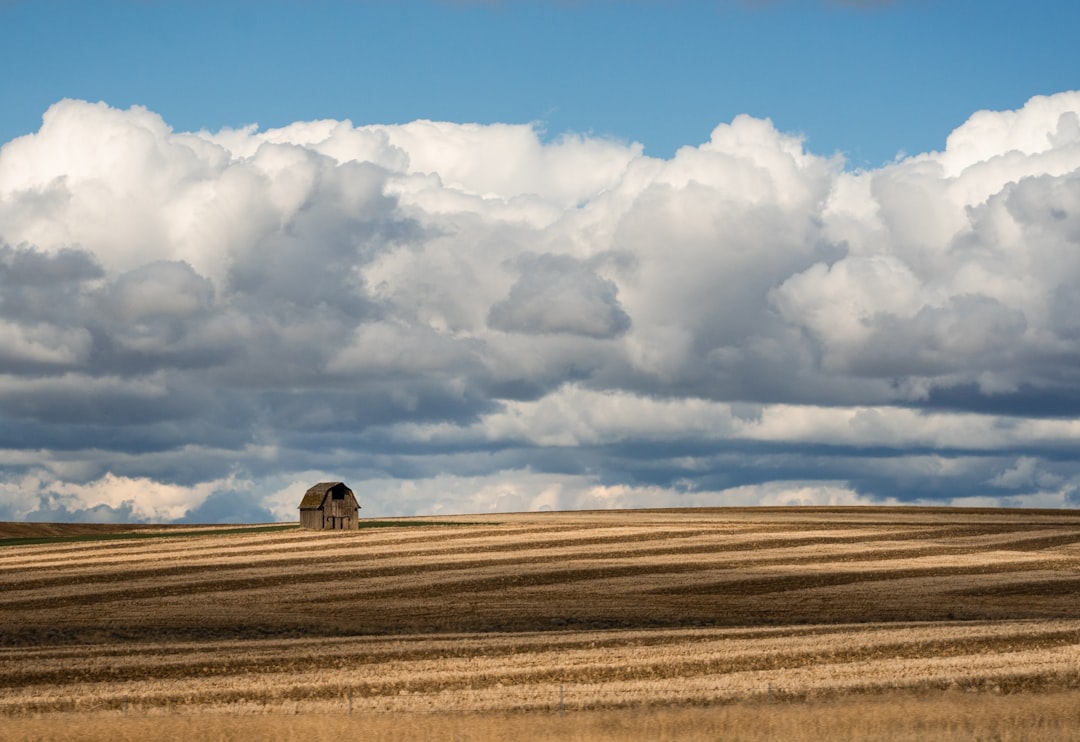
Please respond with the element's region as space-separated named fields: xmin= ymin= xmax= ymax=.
xmin=299 ymin=481 xmax=351 ymax=509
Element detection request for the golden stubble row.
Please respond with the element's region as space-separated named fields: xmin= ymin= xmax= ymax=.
xmin=5 ymin=508 xmax=1080 ymax=718
xmin=3 ymin=620 xmax=1080 ymax=714
xmin=3 ymin=524 xmax=1073 ymax=612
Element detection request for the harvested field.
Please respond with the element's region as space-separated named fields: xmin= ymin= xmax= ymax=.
xmin=3 ymin=507 xmax=1080 ymax=739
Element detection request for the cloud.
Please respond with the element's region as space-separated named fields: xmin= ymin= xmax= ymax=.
xmin=487 ymin=253 xmax=631 ymax=338
xmin=1 ymin=92 xmax=1080 ymax=520
xmin=7 ymin=473 xmax=230 ymax=523
xmin=178 ymin=486 xmax=277 ymax=524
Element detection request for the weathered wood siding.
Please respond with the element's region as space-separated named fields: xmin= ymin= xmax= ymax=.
xmin=321 ymin=497 xmax=358 ymax=530
xmin=298 ymin=482 xmax=361 ymax=530
xmin=299 ymin=509 xmax=323 ymax=530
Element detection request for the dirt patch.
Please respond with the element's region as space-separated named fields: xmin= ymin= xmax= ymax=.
xmin=0 ymin=523 xmax=157 ymax=539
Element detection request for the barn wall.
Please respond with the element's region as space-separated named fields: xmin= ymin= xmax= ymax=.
xmin=299 ymin=510 xmax=323 ymax=530
xmin=299 ymin=487 xmax=360 ymax=530
xmin=322 ymin=499 xmax=360 ymax=530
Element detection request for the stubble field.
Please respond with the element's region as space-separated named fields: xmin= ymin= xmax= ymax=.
xmin=3 ymin=506 xmax=1080 ymax=740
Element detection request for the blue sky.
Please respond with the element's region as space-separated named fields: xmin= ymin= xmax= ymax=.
xmin=2 ymin=0 xmax=1080 ymax=522
xmin=5 ymin=1 xmax=1079 ymax=167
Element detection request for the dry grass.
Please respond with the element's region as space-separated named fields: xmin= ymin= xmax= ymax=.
xmin=3 ymin=507 xmax=1080 ymax=739
xmin=4 ymin=692 xmax=1080 ymax=741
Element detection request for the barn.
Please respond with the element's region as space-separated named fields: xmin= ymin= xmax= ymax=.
xmin=298 ymin=482 xmax=361 ymax=530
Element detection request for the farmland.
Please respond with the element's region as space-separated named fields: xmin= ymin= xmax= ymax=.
xmin=3 ymin=507 xmax=1080 ymax=739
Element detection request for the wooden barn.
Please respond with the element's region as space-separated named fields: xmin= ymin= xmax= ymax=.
xmin=298 ymin=482 xmax=361 ymax=530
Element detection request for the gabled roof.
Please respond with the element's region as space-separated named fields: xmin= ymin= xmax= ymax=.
xmin=299 ymin=481 xmax=349 ymax=509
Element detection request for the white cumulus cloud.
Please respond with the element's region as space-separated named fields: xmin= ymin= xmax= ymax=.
xmin=1 ymin=92 xmax=1080 ymax=521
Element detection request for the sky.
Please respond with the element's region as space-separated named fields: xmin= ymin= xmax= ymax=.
xmin=1 ymin=0 xmax=1080 ymax=522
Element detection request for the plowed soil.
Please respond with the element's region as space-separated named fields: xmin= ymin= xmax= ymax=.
xmin=3 ymin=506 xmax=1080 ymax=717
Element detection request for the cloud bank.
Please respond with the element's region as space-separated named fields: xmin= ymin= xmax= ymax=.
xmin=2 ymin=92 xmax=1080 ymax=521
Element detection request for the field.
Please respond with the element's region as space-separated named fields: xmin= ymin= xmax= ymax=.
xmin=3 ymin=506 xmax=1080 ymax=740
